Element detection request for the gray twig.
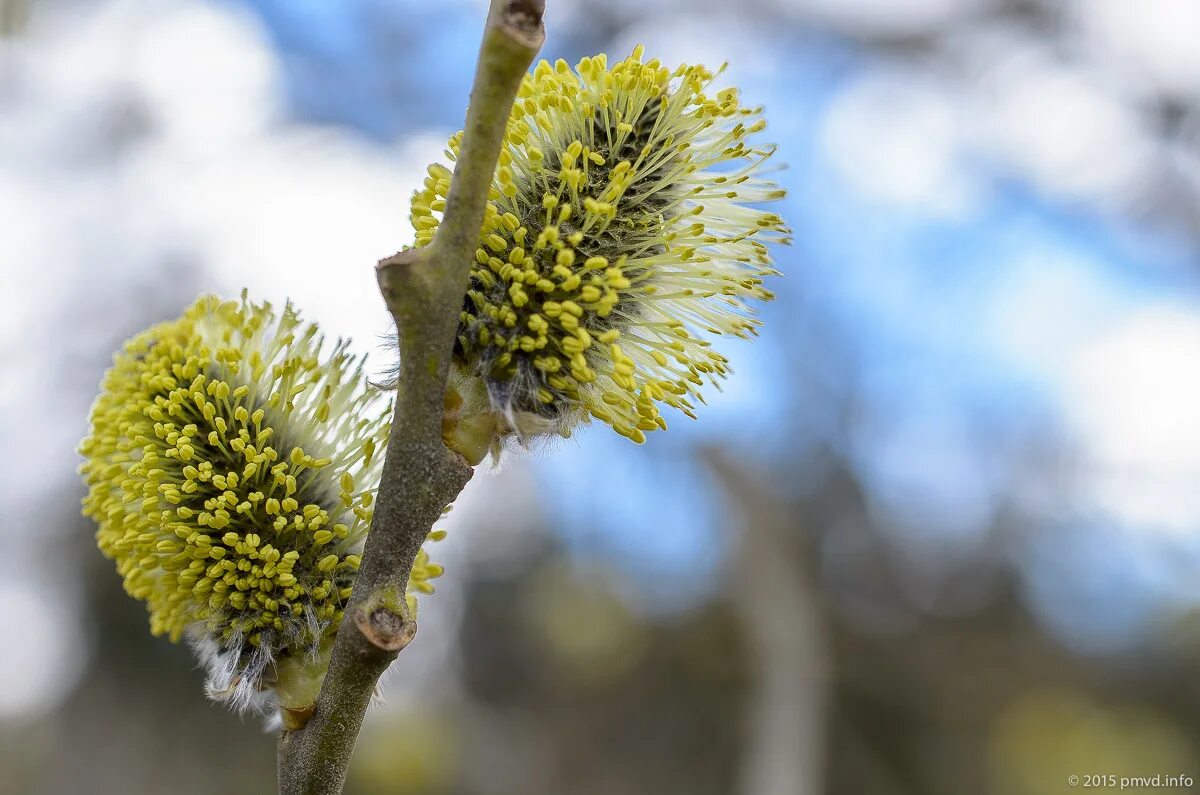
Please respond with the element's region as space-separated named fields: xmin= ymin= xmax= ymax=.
xmin=275 ymin=3 xmax=544 ymax=792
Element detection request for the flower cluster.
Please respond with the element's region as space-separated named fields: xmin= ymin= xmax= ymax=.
xmin=79 ymin=294 xmax=444 ymax=712
xmin=78 ymin=45 xmax=788 ymax=719
xmin=412 ymin=46 xmax=789 ymax=452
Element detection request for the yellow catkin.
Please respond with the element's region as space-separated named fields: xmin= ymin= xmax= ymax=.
xmin=79 ymin=293 xmax=447 ymax=710
xmin=411 ymin=47 xmax=790 ymax=444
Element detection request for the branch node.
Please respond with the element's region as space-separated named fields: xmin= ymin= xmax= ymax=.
xmin=353 ymin=604 xmax=417 ymax=653
xmin=375 ymin=248 xmax=422 ymax=274
xmin=498 ymin=0 xmax=545 ymax=46
xmin=376 ymin=249 xmax=428 ymax=315
xmin=281 ymin=704 xmax=316 ymax=732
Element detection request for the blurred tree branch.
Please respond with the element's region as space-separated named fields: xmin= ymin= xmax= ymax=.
xmin=0 ymin=0 xmax=30 ymax=37
xmin=704 ymin=448 xmax=830 ymax=795
xmin=275 ymin=2 xmax=545 ymax=792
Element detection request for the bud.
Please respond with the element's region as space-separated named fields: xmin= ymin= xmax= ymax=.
xmin=412 ymin=47 xmax=790 ymax=460
xmin=79 ymin=294 xmax=444 ymax=715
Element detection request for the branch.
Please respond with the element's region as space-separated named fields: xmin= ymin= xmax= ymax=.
xmin=276 ymin=3 xmax=545 ymax=792
xmin=701 ymin=449 xmax=829 ymax=795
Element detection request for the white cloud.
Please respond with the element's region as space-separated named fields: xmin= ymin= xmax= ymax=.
xmin=817 ymin=69 xmax=982 ymax=217
xmin=1074 ymin=0 xmax=1200 ymax=98
xmin=1065 ymin=306 xmax=1200 ymax=532
xmin=124 ymin=129 xmax=446 ymax=371
xmin=773 ymin=0 xmax=992 ymax=38
xmin=976 ymin=53 xmax=1152 ymax=205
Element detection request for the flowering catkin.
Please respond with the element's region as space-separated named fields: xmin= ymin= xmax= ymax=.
xmin=413 ymin=47 xmax=789 ymax=455
xmin=79 ymin=294 xmax=444 ymax=712
xmin=78 ymin=45 xmax=789 ymax=715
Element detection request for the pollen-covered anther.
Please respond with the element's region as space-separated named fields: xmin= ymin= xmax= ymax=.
xmin=411 ymin=45 xmax=789 ymax=448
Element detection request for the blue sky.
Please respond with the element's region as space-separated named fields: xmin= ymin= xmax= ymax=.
xmin=223 ymin=0 xmax=1200 ymax=648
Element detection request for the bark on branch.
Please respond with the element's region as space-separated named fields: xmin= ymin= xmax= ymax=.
xmin=276 ymin=3 xmax=544 ymax=792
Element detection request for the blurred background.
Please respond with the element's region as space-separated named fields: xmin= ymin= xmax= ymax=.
xmin=4 ymin=0 xmax=1200 ymax=792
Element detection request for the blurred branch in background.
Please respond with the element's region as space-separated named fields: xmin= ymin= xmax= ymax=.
xmin=0 ymin=0 xmax=29 ymax=37
xmin=704 ymin=448 xmax=829 ymax=795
